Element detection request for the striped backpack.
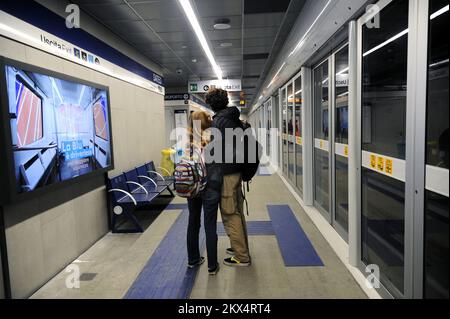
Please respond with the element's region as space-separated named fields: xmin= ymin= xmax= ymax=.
xmin=174 ymin=150 xmax=207 ymax=198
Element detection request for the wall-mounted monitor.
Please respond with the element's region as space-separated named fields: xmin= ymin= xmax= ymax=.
xmin=0 ymin=57 xmax=114 ymax=202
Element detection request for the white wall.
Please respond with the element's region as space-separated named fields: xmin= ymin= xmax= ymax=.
xmin=0 ymin=4 xmax=165 ymax=298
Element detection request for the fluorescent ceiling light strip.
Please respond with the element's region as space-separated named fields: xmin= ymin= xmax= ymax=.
xmin=178 ymin=0 xmax=222 ymax=80
xmin=288 ymin=0 xmax=332 ymax=57
xmin=431 ymin=5 xmax=449 ymax=20
xmin=363 ymin=29 xmax=409 ymax=57
xmin=78 ymin=85 xmax=86 ymax=106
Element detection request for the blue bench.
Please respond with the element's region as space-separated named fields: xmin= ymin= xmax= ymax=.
xmin=107 ymin=164 xmax=175 ymax=233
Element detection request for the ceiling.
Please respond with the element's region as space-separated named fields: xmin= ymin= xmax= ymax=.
xmin=72 ymin=0 xmax=306 ymax=109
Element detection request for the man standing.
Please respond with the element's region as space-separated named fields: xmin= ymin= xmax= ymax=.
xmin=205 ymin=88 xmax=251 ymax=267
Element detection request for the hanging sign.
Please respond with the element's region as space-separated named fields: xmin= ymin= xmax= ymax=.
xmin=189 ymin=79 xmax=242 ymax=93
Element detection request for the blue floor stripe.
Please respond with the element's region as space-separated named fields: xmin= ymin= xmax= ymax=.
xmin=268 ymin=205 xmax=324 ymax=267
xmin=217 ymin=221 xmax=274 ymax=236
xmin=124 ymin=209 xmax=205 ymax=299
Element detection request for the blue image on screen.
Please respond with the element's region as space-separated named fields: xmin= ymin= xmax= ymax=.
xmin=4 ymin=65 xmax=112 ymax=194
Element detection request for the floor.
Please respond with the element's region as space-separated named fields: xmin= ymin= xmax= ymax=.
xmin=30 ymin=173 xmax=367 ymax=299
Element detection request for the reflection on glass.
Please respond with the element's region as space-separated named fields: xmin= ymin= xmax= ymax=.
xmin=424 ymin=0 xmax=449 ymax=299
xmin=362 ymin=0 xmax=408 ymax=159
xmin=361 ymin=0 xmax=408 ymax=296
xmin=288 ymin=83 xmax=295 ymax=180
xmin=361 ymin=168 xmax=405 ymax=294
xmin=424 ymin=191 xmax=449 ymax=298
xmin=314 ymin=61 xmax=329 ymax=213
xmin=335 ymin=45 xmax=349 ymax=144
xmin=295 ymin=76 xmax=303 ymax=193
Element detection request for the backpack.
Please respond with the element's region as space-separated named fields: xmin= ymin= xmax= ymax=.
xmin=240 ymin=122 xmax=262 ymax=183
xmin=174 ymin=149 xmax=207 ymax=198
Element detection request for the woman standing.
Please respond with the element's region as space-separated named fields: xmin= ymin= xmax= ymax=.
xmin=185 ymin=111 xmax=220 ymax=275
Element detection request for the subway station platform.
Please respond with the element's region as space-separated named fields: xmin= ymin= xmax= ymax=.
xmin=30 ymin=172 xmax=368 ymax=299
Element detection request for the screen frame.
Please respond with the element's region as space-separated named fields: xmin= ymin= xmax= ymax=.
xmin=0 ymin=56 xmax=115 ymax=204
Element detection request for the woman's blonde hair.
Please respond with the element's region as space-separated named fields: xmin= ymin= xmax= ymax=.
xmin=189 ymin=111 xmax=212 ymax=149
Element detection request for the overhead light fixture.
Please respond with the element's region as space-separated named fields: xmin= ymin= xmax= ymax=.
xmin=192 ymin=58 xmax=197 ymax=63
xmin=178 ymin=0 xmax=223 ymax=80
xmin=214 ymin=18 xmax=231 ymax=30
xmin=219 ymin=42 xmax=233 ymax=48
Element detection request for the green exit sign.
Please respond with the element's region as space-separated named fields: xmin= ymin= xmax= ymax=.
xmin=190 ymin=83 xmax=198 ymax=92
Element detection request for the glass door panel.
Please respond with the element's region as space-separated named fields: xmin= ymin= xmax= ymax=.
xmin=287 ymin=83 xmax=295 ymax=182
xmin=334 ymin=45 xmax=349 ymax=234
xmin=360 ymin=0 xmax=409 ymax=296
xmin=281 ymin=88 xmax=288 ymax=175
xmin=424 ymin=0 xmax=449 ymax=299
xmin=314 ymin=61 xmax=330 ymax=215
xmin=294 ymin=76 xmax=303 ymax=194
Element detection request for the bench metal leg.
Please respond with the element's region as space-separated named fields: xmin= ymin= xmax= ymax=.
xmin=111 ymin=206 xmax=143 ymax=233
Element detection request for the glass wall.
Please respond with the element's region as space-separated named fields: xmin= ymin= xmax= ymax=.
xmin=334 ymin=45 xmax=349 ymax=233
xmin=295 ymin=76 xmax=303 ymax=193
xmin=424 ymin=0 xmax=449 ymax=299
xmin=287 ymin=83 xmax=295 ymax=181
xmin=360 ymin=0 xmax=409 ymax=296
xmin=314 ymin=61 xmax=330 ymax=215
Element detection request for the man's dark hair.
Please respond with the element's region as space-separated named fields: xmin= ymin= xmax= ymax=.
xmin=205 ymin=88 xmax=229 ymax=112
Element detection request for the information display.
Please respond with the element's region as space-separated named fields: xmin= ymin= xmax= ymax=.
xmin=1 ymin=59 xmax=113 ymax=196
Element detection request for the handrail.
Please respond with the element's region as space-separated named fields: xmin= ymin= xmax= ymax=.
xmin=148 ymin=170 xmax=165 ymax=181
xmin=137 ymin=175 xmax=157 ymax=188
xmin=126 ymin=181 xmax=148 ymax=195
xmin=108 ymin=189 xmax=137 ymax=205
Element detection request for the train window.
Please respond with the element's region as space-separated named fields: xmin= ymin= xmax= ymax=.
xmin=295 ymin=76 xmax=303 ymax=192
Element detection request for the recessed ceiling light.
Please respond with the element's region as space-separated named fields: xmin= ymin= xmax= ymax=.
xmin=214 ymin=18 xmax=231 ymax=30
xmin=192 ymin=58 xmax=197 ymax=63
xmin=182 ymin=45 xmax=188 ymax=49
xmin=219 ymin=42 xmax=232 ymax=48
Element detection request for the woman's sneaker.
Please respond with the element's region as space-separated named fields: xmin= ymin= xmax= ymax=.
xmin=226 ymin=248 xmax=234 ymax=256
xmin=223 ymin=257 xmax=250 ymax=267
xmin=188 ymin=257 xmax=205 ymax=269
xmin=208 ymin=264 xmax=220 ymax=275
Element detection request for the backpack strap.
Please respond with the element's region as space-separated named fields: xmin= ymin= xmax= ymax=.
xmin=242 ymin=181 xmax=249 ymax=216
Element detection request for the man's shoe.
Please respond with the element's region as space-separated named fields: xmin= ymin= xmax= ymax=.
xmin=226 ymin=248 xmax=234 ymax=256
xmin=188 ymin=257 xmax=205 ymax=269
xmin=208 ymin=264 xmax=220 ymax=275
xmin=223 ymin=257 xmax=250 ymax=267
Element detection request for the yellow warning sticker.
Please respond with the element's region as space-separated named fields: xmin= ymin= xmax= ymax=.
xmin=320 ymin=140 xmax=323 ymax=149
xmin=377 ymin=156 xmax=385 ymax=172
xmin=385 ymin=159 xmax=393 ymax=175
xmin=370 ymin=155 xmax=377 ymax=169
xmin=296 ymin=137 xmax=302 ymax=145
xmin=344 ymin=145 xmax=349 ymax=157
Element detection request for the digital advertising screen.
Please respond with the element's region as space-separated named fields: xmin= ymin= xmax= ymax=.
xmin=1 ymin=61 xmax=113 ymax=196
